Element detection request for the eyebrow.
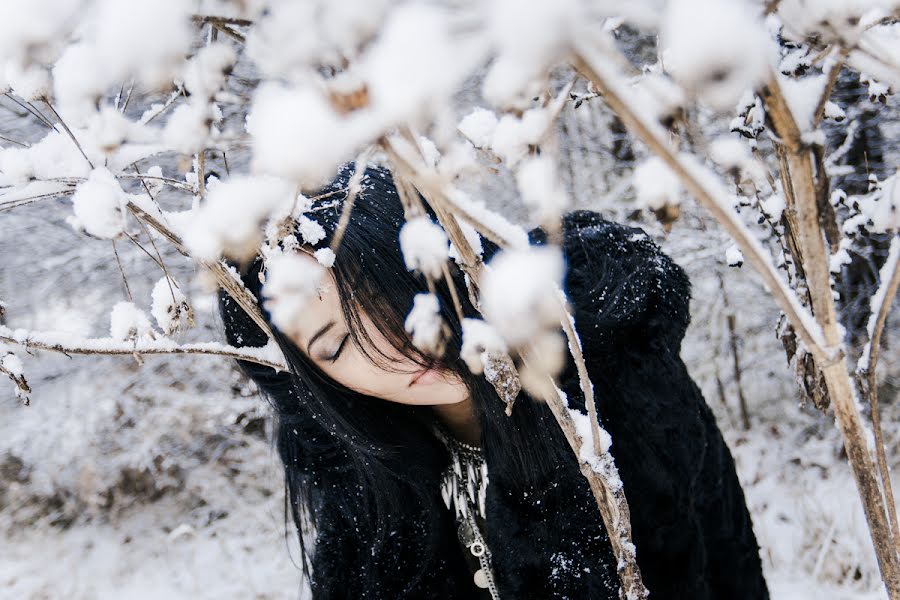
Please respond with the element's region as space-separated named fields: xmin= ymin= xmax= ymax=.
xmin=307 ymin=320 xmax=336 ymax=355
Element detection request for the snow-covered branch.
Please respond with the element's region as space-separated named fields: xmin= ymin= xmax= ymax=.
xmin=0 ymin=324 xmax=287 ymax=372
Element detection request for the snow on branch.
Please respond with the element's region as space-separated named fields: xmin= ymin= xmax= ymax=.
xmin=0 ymin=324 xmax=287 ymax=372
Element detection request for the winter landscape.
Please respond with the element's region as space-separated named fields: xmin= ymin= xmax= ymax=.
xmin=1 ymin=1 xmax=899 ymax=598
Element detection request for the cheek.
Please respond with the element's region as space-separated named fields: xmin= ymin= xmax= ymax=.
xmin=326 ymin=354 xmax=388 ymax=397
xmin=389 ymin=371 xmax=469 ymax=406
xmin=328 ymin=354 xmax=467 ymax=406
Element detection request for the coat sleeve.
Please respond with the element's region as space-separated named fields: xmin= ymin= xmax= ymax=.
xmin=530 ymin=210 xmax=768 ymax=599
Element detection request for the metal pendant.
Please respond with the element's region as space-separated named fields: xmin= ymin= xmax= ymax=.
xmin=474 ymin=568 xmax=490 ymax=589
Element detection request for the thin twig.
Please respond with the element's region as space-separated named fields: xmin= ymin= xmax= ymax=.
xmin=142 ymin=85 xmax=185 ymax=124
xmin=130 ymin=166 xmax=191 ymax=322
xmin=211 ymin=22 xmax=246 ymax=43
xmin=530 ymin=355 xmax=649 ymax=600
xmin=122 ymin=231 xmax=164 ymax=270
xmin=857 ymin=235 xmax=900 ymax=559
xmin=3 ymin=93 xmax=56 ymax=130
xmin=0 ymin=325 xmax=286 ymax=371
xmin=0 ymin=134 xmax=29 ymax=147
xmin=41 ymin=97 xmax=94 ymax=169
xmin=118 ymin=173 xmax=194 ymax=191
xmin=120 ymin=79 xmax=135 ymax=114
xmin=813 ymin=47 xmax=850 ymax=126
xmin=0 ymin=189 xmax=75 ymax=213
xmin=440 ymin=260 xmax=465 ymax=324
xmin=111 ymin=239 xmax=134 ymax=302
xmin=196 ymin=151 xmax=207 ymax=199
xmin=125 ymin=200 xmax=276 ymax=343
xmin=328 ymin=149 xmax=372 ymax=256
xmin=192 ymin=14 xmax=253 ymax=27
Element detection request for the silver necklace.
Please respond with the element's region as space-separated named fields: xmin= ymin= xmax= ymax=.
xmin=433 ymin=423 xmax=500 ymax=599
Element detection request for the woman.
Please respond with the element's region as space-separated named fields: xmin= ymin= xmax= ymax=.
xmin=218 ymin=164 xmax=769 ymax=599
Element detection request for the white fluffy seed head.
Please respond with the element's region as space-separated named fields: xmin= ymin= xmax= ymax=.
xmin=183 ymin=175 xmax=296 ymax=262
xmin=110 ymin=301 xmax=155 ymax=341
xmin=399 ymin=216 xmax=449 ymax=278
xmin=518 ymin=330 xmax=567 ymax=398
xmin=71 ymin=167 xmax=128 ymax=239
xmin=633 ymin=157 xmax=682 ymax=211
xmin=261 ymin=252 xmax=325 ymax=338
xmin=150 ymin=277 xmax=191 ymax=335
xmin=661 ymin=0 xmax=772 ymax=112
xmin=480 ymin=246 xmax=565 ymax=348
xmin=404 ymin=292 xmax=448 ymax=356
xmin=460 ymin=318 xmax=507 ymax=375
xmin=515 ymin=155 xmax=570 ymax=225
xmin=861 ymin=171 xmax=900 ymax=233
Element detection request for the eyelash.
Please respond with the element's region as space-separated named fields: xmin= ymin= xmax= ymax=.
xmin=327 ymin=334 xmax=350 ymax=362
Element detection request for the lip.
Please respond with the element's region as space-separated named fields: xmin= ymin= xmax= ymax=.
xmin=408 ymin=367 xmax=432 ymax=387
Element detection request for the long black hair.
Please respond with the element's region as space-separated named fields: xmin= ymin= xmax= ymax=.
xmin=218 ymin=164 xmax=572 ymax=595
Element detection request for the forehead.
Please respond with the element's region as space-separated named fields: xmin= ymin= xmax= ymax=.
xmin=288 ymin=253 xmax=345 ymax=348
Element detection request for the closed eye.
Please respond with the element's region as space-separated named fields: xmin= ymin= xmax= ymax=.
xmin=327 ymin=334 xmax=350 ymax=362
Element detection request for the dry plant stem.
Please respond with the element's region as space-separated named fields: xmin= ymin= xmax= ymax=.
xmin=111 ymin=238 xmax=134 ymax=302
xmin=125 ymin=201 xmax=276 ymax=344
xmin=41 ymin=98 xmax=94 ymax=169
xmin=143 ymin=85 xmax=185 ymax=124
xmin=192 ymin=14 xmax=253 ymax=27
xmin=763 ymin=77 xmax=900 ymax=600
xmin=381 ymin=138 xmax=486 ymax=308
xmin=763 ymin=73 xmax=900 ymax=594
xmin=554 ymin=290 xmax=646 ymax=598
xmin=527 ymin=355 xmax=647 ymax=600
xmin=4 ymin=93 xmax=56 ymax=130
xmin=716 ymin=272 xmax=751 ymax=429
xmin=120 ymin=173 xmax=194 ymax=192
xmin=0 ymin=326 xmax=285 ymax=371
xmin=211 ymin=23 xmax=246 ymax=44
xmin=813 ymin=47 xmax=850 ymax=126
xmin=556 ymin=293 xmax=604 ymax=458
xmin=727 ymin=312 xmax=751 ymax=430
xmin=387 ymin=132 xmax=514 ymax=250
xmin=123 ymin=231 xmax=165 ymax=270
xmin=576 ymin=44 xmax=900 ymax=595
xmin=0 ymin=190 xmax=75 ymax=212
xmin=329 ymin=150 xmax=372 ymax=256
xmin=0 ymin=134 xmax=28 ymax=147
xmin=440 ymin=260 xmax=465 ymax=324
xmin=420 ymin=184 xmax=486 ymax=311
xmin=0 ymin=369 xmax=30 ymax=406
xmin=384 ymin=136 xmax=647 ymax=598
xmin=858 ymin=237 xmax=900 ymax=557
xmin=119 ymin=79 xmax=135 ymax=114
xmin=572 ymin=49 xmax=831 ymax=364
xmin=773 ymin=143 xmax=811 ymax=282
xmin=128 ymin=170 xmax=183 ymax=311
xmin=197 ymin=151 xmax=206 ymax=199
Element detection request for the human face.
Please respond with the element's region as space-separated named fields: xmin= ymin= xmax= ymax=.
xmin=285 ymin=253 xmax=468 ymax=406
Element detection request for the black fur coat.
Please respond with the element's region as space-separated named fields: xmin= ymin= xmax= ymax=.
xmin=300 ymin=211 xmax=770 ymax=599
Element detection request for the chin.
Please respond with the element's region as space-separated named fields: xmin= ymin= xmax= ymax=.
xmin=399 ymin=383 xmax=468 ymax=406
